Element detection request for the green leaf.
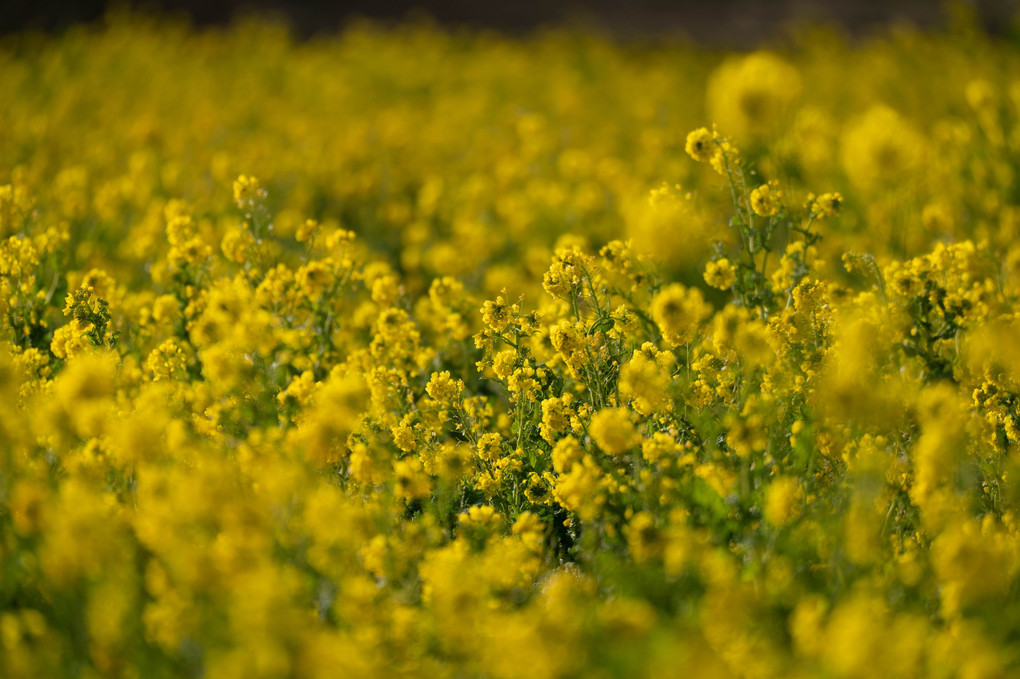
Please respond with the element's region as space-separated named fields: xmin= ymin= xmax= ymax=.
xmin=588 ymin=316 xmax=615 ymax=336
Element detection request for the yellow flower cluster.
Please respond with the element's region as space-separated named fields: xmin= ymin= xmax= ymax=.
xmin=3 ymin=10 xmax=1020 ymax=678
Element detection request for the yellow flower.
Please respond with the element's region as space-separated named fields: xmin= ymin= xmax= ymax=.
xmin=588 ymin=408 xmax=636 ymax=456
xmin=624 ymin=512 xmax=662 ymax=563
xmin=480 ymin=293 xmax=518 ymax=333
xmin=477 ymin=432 xmax=503 ymax=462
xmin=540 ymin=394 xmax=573 ymax=443
xmin=146 ymin=339 xmax=189 ymax=382
xmin=392 ymin=423 xmax=417 ymax=452
xmin=295 ymin=261 xmax=335 ymax=301
xmin=685 ymin=127 xmax=715 ymax=162
xmin=750 ymin=180 xmax=782 ymax=217
xmin=619 ymin=350 xmax=671 ymax=415
xmin=232 ymin=174 xmax=265 ymax=207
xmin=763 ymin=476 xmax=801 ymax=527
xmin=651 ymin=283 xmax=710 ymax=346
xmin=704 ymin=257 xmax=737 ymax=290
xmin=296 ymin=218 xmax=320 ymax=243
xmin=221 ymin=228 xmax=253 ymax=264
xmin=840 ymin=104 xmax=924 ymax=193
xmin=810 ymin=192 xmax=842 ymax=218
xmin=706 ymin=51 xmax=801 ymax=140
xmin=425 ymin=370 xmax=463 ymax=405
xmin=551 ymin=435 xmax=583 ymax=474
xmin=393 ymin=457 xmax=431 ymax=500
xmin=458 ymin=504 xmax=502 ymax=529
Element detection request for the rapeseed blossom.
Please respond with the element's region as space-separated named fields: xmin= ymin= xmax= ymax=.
xmin=1 ymin=11 xmax=1020 ymax=679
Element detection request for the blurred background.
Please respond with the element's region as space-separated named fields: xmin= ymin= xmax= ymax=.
xmin=3 ymin=0 xmax=1019 ymax=45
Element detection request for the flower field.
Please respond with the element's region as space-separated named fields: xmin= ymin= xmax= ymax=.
xmin=4 ymin=9 xmax=1020 ymax=677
